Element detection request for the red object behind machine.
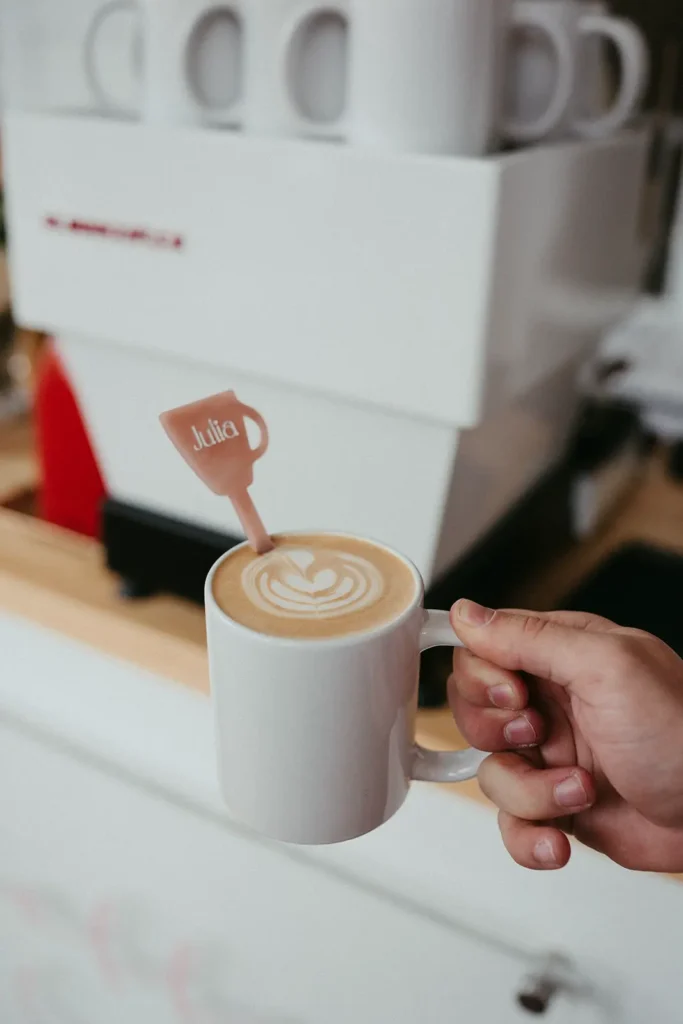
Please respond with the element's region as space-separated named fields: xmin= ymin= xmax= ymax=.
xmin=34 ymin=342 xmax=107 ymax=538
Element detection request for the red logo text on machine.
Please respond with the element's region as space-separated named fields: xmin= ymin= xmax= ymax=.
xmin=44 ymin=215 xmax=184 ymax=250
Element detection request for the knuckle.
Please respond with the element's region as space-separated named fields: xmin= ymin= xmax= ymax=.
xmin=618 ymin=627 xmax=653 ymax=642
xmin=497 ymin=614 xmax=557 ymax=677
xmin=460 ymin=647 xmax=486 ymax=677
xmin=485 ymin=755 xmax=550 ymax=819
xmin=519 ymin=614 xmax=551 ymax=640
xmin=619 ymin=629 xmax=674 ymax=668
xmin=603 ymin=633 xmax=647 ymax=676
xmin=476 ymin=764 xmax=497 ymax=803
xmin=452 ymin=646 xmax=468 ymax=669
xmin=569 ymin=613 xmax=602 ymax=630
xmin=485 ymin=613 xmax=553 ymax=674
xmin=515 ymin=788 xmax=549 ymax=821
xmin=449 ymin=696 xmax=481 ymax=741
xmin=453 ymin=651 xmax=491 ymax=694
xmin=448 ymin=675 xmax=474 ymax=710
xmin=452 ymin=646 xmax=474 ymax=678
xmin=497 ymin=813 xmax=528 ymax=864
xmin=478 ymin=752 xmax=536 ymax=807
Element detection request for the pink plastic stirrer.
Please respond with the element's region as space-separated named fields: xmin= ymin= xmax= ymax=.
xmin=160 ymin=390 xmax=274 ymax=554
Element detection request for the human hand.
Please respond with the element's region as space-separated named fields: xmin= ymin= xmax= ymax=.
xmin=449 ymin=600 xmax=683 ymax=872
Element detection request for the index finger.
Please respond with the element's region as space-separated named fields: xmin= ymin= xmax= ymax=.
xmin=499 ymin=609 xmax=618 ymax=632
xmin=449 ymin=603 xmax=613 ymax=690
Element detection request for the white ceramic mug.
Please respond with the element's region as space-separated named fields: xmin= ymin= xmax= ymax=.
xmin=506 ymin=0 xmax=647 ymax=141
xmin=346 ymin=0 xmax=508 ymax=156
xmin=245 ymin=0 xmax=350 ymax=140
xmin=206 ymin=534 xmax=486 ymax=845
xmin=141 ymin=0 xmax=244 ymax=127
xmin=502 ymin=0 xmax=575 ymax=144
xmin=345 ymin=0 xmax=581 ymax=157
xmin=576 ymin=0 xmax=612 ymax=119
xmin=574 ymin=3 xmax=647 ymax=137
xmin=83 ymin=0 xmax=143 ymax=117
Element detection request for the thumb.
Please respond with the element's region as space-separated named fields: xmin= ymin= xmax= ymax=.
xmin=450 ymin=600 xmax=605 ymax=690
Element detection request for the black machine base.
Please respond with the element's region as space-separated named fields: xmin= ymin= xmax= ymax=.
xmin=103 ymin=499 xmax=241 ymax=606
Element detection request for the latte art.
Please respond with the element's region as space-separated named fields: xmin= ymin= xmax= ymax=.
xmin=242 ymin=547 xmax=384 ymax=620
xmin=212 ymin=533 xmax=417 ymax=639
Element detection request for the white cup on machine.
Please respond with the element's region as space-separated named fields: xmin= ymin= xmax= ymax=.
xmin=505 ymin=0 xmax=648 ymax=142
xmin=345 ymin=0 xmax=588 ymax=157
xmin=86 ymin=0 xmax=347 ymax=136
xmin=344 ymin=0 xmax=505 ymax=156
xmin=576 ymin=0 xmax=617 ymax=119
xmin=245 ymin=0 xmax=512 ymax=150
xmin=83 ymin=0 xmax=647 ymax=147
xmin=85 ymin=0 xmax=245 ymax=127
xmin=244 ymin=0 xmax=350 ymax=140
xmin=83 ymin=0 xmax=142 ymax=117
xmin=141 ymin=0 xmax=244 ymax=127
xmin=118 ymin=0 xmax=595 ymax=153
xmin=251 ymin=0 xmax=503 ymax=152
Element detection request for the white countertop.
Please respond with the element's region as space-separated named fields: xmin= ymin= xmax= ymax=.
xmin=1 ymin=610 xmax=683 ymax=1023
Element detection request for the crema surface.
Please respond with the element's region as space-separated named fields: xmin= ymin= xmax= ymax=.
xmin=212 ymin=534 xmax=418 ymax=639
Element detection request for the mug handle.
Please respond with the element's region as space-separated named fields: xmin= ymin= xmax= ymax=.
xmin=241 ymin=405 xmax=269 ymax=461
xmin=280 ymin=3 xmax=349 ymax=139
xmin=183 ymin=4 xmax=244 ymax=128
xmin=573 ymin=15 xmax=648 ymax=139
xmin=411 ymin=610 xmax=488 ymax=784
xmin=83 ymin=0 xmax=140 ymax=115
xmin=502 ymin=7 xmax=575 ymax=144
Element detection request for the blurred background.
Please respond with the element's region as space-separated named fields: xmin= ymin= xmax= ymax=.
xmin=1 ymin=1 xmax=683 ymax=1021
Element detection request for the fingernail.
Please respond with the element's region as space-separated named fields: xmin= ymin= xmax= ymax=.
xmin=455 ymin=599 xmax=495 ymax=627
xmin=489 ymin=683 xmax=516 ymax=709
xmin=503 ymin=715 xmax=537 ymax=746
xmin=534 ymin=838 xmax=558 ymax=867
xmin=554 ymin=774 xmax=589 ymax=809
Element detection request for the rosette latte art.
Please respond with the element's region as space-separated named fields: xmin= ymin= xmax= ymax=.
xmin=212 ymin=533 xmax=417 ymax=639
xmin=242 ymin=547 xmax=385 ymax=620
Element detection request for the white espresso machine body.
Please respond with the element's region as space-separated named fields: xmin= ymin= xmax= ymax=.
xmin=0 ymin=1 xmax=649 ymax=584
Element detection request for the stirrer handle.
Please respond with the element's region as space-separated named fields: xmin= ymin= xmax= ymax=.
xmin=230 ymin=487 xmax=274 ymax=554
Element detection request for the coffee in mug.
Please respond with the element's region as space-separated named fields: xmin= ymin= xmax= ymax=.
xmin=213 ymin=533 xmax=417 ymax=640
xmin=207 ymin=532 xmax=486 ymax=845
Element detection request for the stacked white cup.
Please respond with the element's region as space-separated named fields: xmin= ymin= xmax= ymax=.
xmin=83 ymin=0 xmax=648 ymax=154
xmin=245 ymin=1 xmax=349 ymax=140
xmin=505 ymin=0 xmax=648 ymax=143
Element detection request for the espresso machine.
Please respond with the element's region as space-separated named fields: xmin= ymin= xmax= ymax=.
xmin=0 ymin=0 xmax=650 ymax=650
